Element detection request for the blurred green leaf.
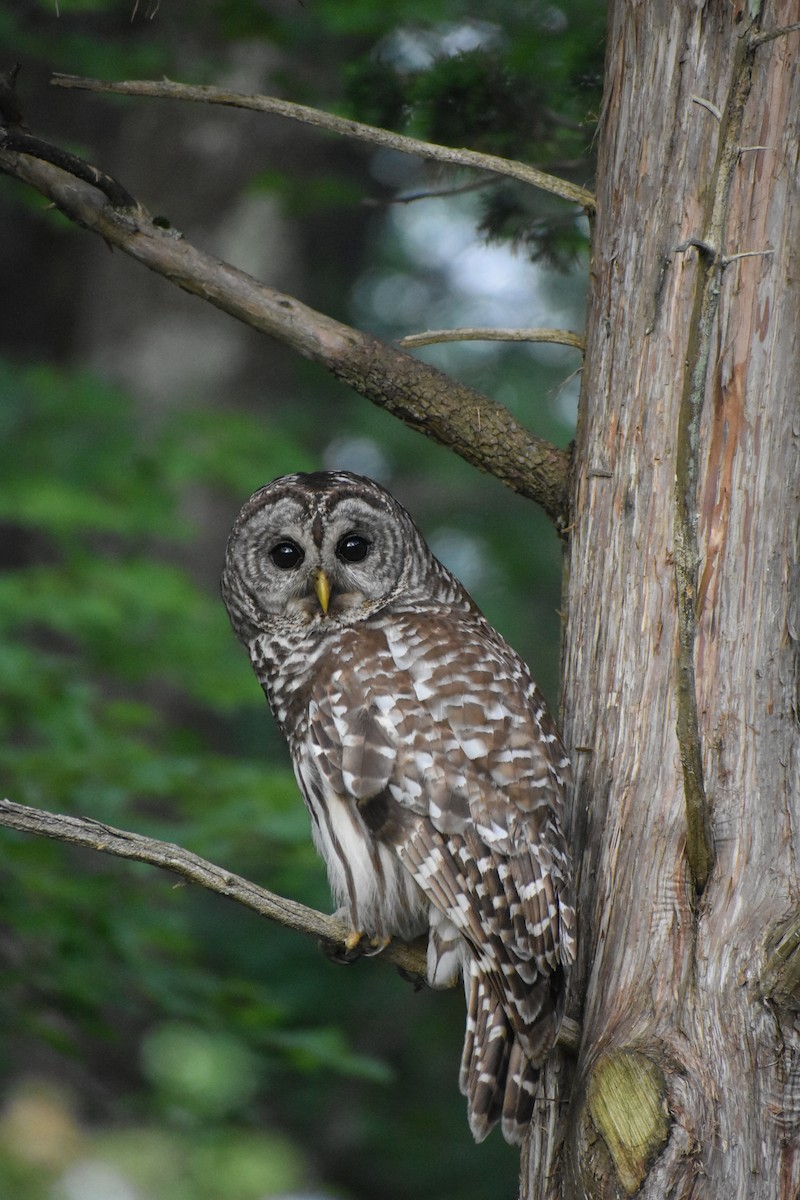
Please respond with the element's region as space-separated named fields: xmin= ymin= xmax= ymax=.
xmin=141 ymin=1022 xmax=259 ymax=1118
xmin=0 ymin=3 xmax=591 ymax=1196
xmin=265 ymin=1026 xmax=394 ymax=1083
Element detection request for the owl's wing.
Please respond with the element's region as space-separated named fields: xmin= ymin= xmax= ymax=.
xmin=309 ymin=688 xmax=398 ymax=802
xmin=387 ymin=610 xmax=573 ymax=971
xmin=305 ymin=620 xmax=574 ymax=1144
xmin=307 ymin=618 xmax=574 ymax=1023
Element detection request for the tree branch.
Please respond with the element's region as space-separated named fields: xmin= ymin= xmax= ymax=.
xmin=0 ymin=126 xmax=139 ymax=208
xmin=398 ymin=327 xmax=586 ymax=351
xmin=0 ymin=133 xmax=572 ymax=527
xmin=0 ymin=797 xmax=428 ymax=977
xmin=0 ymin=796 xmax=581 ymax=1052
xmin=750 ymin=21 xmax=800 ymax=47
xmin=51 ymin=74 xmax=596 ymax=212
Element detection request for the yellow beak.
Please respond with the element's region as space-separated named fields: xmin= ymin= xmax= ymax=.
xmin=314 ymin=569 xmax=331 ymax=615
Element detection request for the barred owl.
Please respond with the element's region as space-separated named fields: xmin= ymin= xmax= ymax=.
xmin=221 ymin=471 xmax=575 ymax=1145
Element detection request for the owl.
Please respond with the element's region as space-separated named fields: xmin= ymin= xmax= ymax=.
xmin=221 ymin=471 xmax=575 ymax=1145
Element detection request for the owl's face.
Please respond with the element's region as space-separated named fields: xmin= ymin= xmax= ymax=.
xmin=222 ymin=471 xmax=430 ymax=634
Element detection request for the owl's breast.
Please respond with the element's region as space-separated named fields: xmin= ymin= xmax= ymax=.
xmin=249 ymin=625 xmax=336 ymax=741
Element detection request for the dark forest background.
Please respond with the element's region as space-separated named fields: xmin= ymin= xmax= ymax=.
xmin=0 ymin=3 xmax=604 ymax=1196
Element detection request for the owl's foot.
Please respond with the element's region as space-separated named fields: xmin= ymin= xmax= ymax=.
xmin=360 ymin=933 xmax=392 ymax=958
xmin=397 ymin=967 xmax=427 ymax=992
xmin=323 ymin=928 xmax=391 ymax=965
xmin=344 ymin=928 xmax=364 ymax=954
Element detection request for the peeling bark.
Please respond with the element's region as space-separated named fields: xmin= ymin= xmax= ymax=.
xmin=526 ymin=2 xmax=800 ymax=1196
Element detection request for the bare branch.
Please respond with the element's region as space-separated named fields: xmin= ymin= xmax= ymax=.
xmin=0 ymin=797 xmax=428 ymax=977
xmin=365 ymin=178 xmax=497 ymax=206
xmin=51 ymin=74 xmax=596 ymax=212
xmin=399 ymin=327 xmax=585 ymax=351
xmin=0 ymin=797 xmax=581 ymax=1052
xmin=0 ymin=127 xmax=140 ymax=208
xmin=750 ymin=21 xmax=800 ymax=47
xmin=690 ymin=95 xmax=723 ymax=121
xmin=0 ymin=137 xmax=571 ymax=526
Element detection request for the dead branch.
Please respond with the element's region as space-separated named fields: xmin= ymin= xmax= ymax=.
xmin=0 ymin=797 xmax=428 ymax=976
xmin=0 ymin=126 xmax=139 ymax=208
xmin=0 ymin=132 xmax=572 ymax=526
xmin=51 ymin=74 xmax=596 ymax=212
xmin=399 ymin=327 xmax=586 ymax=351
xmin=0 ymin=797 xmax=581 ymax=1051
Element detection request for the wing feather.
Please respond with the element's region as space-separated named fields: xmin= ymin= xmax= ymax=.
xmin=302 ymin=613 xmax=574 ymax=1141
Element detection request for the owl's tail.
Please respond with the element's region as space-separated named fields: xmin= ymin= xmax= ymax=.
xmin=459 ymin=965 xmax=563 ymax=1145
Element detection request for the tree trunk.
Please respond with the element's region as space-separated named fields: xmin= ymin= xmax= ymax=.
xmin=526 ymin=2 xmax=800 ymax=1196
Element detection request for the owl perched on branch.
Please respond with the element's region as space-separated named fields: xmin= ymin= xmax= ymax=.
xmin=221 ymin=471 xmax=575 ymax=1144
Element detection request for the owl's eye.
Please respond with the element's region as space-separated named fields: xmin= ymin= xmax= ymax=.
xmin=336 ymin=533 xmax=371 ymax=563
xmin=270 ymin=540 xmax=304 ymax=569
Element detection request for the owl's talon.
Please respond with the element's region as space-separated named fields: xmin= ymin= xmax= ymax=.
xmin=344 ymin=928 xmax=364 ymax=953
xmin=321 ymin=929 xmax=390 ymax=965
xmin=343 ymin=930 xmax=390 ymax=958
xmin=320 ymin=928 xmax=367 ymax=965
xmin=362 ymin=934 xmax=391 ymax=957
xmin=321 ymin=940 xmax=360 ymax=965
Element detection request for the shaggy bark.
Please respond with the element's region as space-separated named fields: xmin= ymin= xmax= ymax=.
xmin=526 ymin=3 xmax=800 ymax=1196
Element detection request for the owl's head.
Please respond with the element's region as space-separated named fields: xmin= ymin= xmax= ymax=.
xmin=221 ymin=471 xmax=443 ymax=637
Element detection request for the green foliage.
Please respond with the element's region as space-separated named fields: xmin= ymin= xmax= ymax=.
xmin=1 ymin=3 xmax=170 ymax=78
xmin=405 ymin=49 xmax=548 ymax=156
xmin=0 ymin=362 xmax=176 ymax=537
xmin=479 ymin=182 xmax=590 ymax=269
xmin=341 ymin=55 xmax=410 ymax=132
xmin=0 ymin=1076 xmax=305 ymax=1200
xmin=141 ymin=1023 xmax=260 ymax=1118
xmin=263 ymin=1026 xmax=394 ymax=1082
xmin=92 ymin=1123 xmax=303 ymax=1200
xmin=340 ymin=9 xmax=604 ymax=268
xmin=0 ymin=358 xmax=388 ymax=1186
xmin=2 ymin=2 xmax=595 ymax=1196
xmin=0 ymin=355 xmax=533 ymax=1198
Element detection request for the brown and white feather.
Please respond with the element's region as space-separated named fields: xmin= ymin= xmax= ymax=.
xmin=221 ymin=471 xmax=575 ymax=1145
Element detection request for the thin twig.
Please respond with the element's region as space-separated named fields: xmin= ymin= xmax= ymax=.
xmin=750 ymin=21 xmax=800 ymax=47
xmin=690 ymin=95 xmax=723 ymax=121
xmin=721 ymin=248 xmax=773 ymax=265
xmin=0 ymin=127 xmax=139 ymax=209
xmin=365 ymin=178 xmax=497 ymax=206
xmin=399 ymin=327 xmax=585 ymax=351
xmin=50 ymin=74 xmax=596 ymax=212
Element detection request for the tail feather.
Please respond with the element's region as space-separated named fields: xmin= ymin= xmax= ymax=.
xmin=460 ymin=966 xmax=559 ymax=1145
xmin=501 ymin=1038 xmax=538 ymax=1145
xmin=460 ymin=968 xmax=511 ymax=1142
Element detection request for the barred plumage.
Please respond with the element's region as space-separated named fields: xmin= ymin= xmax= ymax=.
xmin=221 ymin=471 xmax=575 ymax=1144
